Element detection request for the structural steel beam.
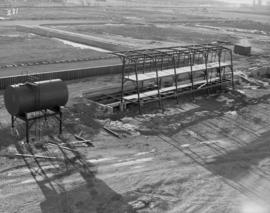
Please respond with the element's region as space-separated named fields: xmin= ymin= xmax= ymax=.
xmin=112 ymin=42 xmax=234 ymax=112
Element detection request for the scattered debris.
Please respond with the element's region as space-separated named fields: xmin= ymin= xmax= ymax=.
xmin=47 ymin=141 xmax=80 ymax=154
xmin=194 ymin=111 xmax=209 ymax=116
xmin=186 ymin=130 xmax=200 ymax=139
xmin=74 ymin=134 xmax=94 ymax=147
xmin=181 ymin=144 xmax=191 ymax=148
xmin=235 ymin=70 xmax=269 ymax=87
xmin=106 ymin=120 xmax=140 ymax=136
xmin=103 ymin=126 xmax=121 ymax=138
xmin=67 ymin=140 xmax=93 ymax=147
xmin=225 ymin=111 xmax=238 ymax=116
xmin=216 ymin=95 xmax=234 ymax=105
xmin=5 ymin=145 xmax=19 ymax=155
xmin=236 ymin=89 xmax=246 ymax=95
xmin=0 ymin=153 xmax=61 ymax=160
xmin=129 ymin=200 xmax=148 ymax=210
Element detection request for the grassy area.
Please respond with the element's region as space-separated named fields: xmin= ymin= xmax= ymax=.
xmin=56 ymin=23 xmax=237 ymax=44
xmin=188 ymin=19 xmax=270 ymax=34
xmin=0 ymin=27 xmax=109 ymax=66
xmin=0 ymin=6 xmax=269 ymax=67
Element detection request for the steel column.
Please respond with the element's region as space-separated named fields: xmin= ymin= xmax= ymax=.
xmin=59 ymin=108 xmax=62 ymax=135
xmin=120 ymin=58 xmax=126 ymax=111
xmin=218 ymin=49 xmax=222 ymax=90
xmin=230 ymin=49 xmax=235 ymax=90
xmin=11 ymin=116 xmax=15 ymax=128
xmin=26 ymin=117 xmax=29 ymax=143
xmin=155 ymin=57 xmax=163 ymax=110
xmin=134 ymin=61 xmax=142 ymax=113
xmin=172 ymin=56 xmax=179 ymax=104
xmin=204 ymin=52 xmax=210 ymax=95
xmin=189 ymin=53 xmax=195 ymax=100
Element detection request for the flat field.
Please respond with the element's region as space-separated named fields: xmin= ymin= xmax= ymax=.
xmin=0 ymin=26 xmax=110 ymax=67
xmin=0 ymin=6 xmax=269 ymax=74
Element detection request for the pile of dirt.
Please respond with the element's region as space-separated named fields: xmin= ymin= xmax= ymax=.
xmin=249 ymin=66 xmax=270 ymax=81
xmin=65 ymin=99 xmax=102 ymax=137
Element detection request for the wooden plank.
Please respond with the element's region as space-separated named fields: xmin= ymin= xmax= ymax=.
xmin=74 ymin=135 xmax=94 ymax=147
xmin=67 ymin=141 xmax=94 ymax=147
xmin=0 ymin=153 xmax=61 ymax=160
xmin=107 ymin=101 xmax=121 ymax=107
xmin=124 ymin=77 xmax=220 ymax=101
xmin=125 ymin=62 xmax=230 ymax=81
xmin=47 ymin=141 xmax=80 ymax=153
xmin=103 ymin=127 xmax=121 ymax=138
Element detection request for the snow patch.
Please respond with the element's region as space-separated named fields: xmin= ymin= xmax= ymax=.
xmin=54 ymin=38 xmax=111 ymax=53
xmin=112 ymin=158 xmax=153 ymax=167
xmin=216 ymin=95 xmax=234 ymax=105
xmin=240 ymin=201 xmax=270 ymax=213
xmin=88 ymin=157 xmax=116 ymax=163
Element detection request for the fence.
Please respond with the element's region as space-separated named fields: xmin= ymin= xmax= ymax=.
xmin=0 ymin=64 xmax=122 ymax=89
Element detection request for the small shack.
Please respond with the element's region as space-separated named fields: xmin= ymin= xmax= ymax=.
xmin=234 ymin=45 xmax=251 ymax=56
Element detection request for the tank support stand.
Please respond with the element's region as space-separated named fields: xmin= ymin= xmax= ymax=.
xmin=11 ymin=106 xmax=63 ymax=143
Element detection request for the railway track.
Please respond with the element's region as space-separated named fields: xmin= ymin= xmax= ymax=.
xmin=157 ymin=134 xmax=270 ymax=204
xmin=131 ymin=113 xmax=270 ymax=204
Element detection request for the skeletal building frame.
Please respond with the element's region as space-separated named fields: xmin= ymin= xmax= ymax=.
xmin=113 ymin=42 xmax=234 ymax=113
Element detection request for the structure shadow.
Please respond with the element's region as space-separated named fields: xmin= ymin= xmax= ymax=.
xmin=15 ymin=140 xmax=135 ymax=213
xmin=206 ymin=130 xmax=270 ymax=181
xmin=168 ymin=130 xmax=270 ymax=202
xmin=181 ymin=130 xmax=270 ymax=202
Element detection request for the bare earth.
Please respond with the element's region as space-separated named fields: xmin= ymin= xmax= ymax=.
xmin=0 ymin=4 xmax=270 ymax=213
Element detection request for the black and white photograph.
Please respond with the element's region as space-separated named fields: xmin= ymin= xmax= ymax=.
xmin=0 ymin=0 xmax=269 ymax=212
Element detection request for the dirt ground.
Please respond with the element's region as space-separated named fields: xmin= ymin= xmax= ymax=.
xmin=0 ymin=4 xmax=270 ymax=213
xmin=0 ymin=74 xmax=270 ymax=213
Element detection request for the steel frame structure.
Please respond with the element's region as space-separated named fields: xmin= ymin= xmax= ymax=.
xmin=112 ymin=42 xmax=234 ymax=113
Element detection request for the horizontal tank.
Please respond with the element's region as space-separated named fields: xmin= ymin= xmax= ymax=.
xmin=4 ymin=79 xmax=68 ymax=116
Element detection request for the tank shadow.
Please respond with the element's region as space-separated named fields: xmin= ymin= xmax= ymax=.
xmin=0 ymin=126 xmax=18 ymax=150
xmin=14 ymin=140 xmax=135 ymax=213
xmin=39 ymin=171 xmax=135 ymax=213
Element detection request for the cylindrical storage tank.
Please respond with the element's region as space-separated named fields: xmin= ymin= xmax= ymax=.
xmin=4 ymin=79 xmax=68 ymax=116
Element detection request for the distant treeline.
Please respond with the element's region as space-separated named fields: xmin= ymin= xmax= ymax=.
xmin=0 ymin=0 xmax=226 ymax=8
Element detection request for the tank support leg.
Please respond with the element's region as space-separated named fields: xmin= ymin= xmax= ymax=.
xmin=26 ymin=119 xmax=29 ymax=143
xmin=59 ymin=109 xmax=62 ymax=135
xmin=11 ymin=116 xmax=14 ymax=128
xmin=44 ymin=109 xmax=47 ymax=121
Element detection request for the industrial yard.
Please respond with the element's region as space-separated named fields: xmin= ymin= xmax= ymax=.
xmin=0 ymin=0 xmax=270 ymax=213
